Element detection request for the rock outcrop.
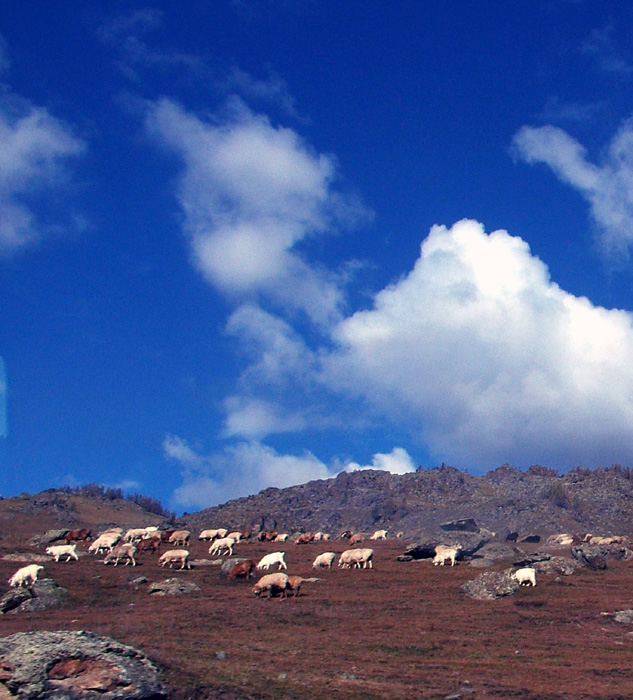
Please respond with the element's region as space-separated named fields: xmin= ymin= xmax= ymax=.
xmin=0 ymin=630 xmax=165 ymax=699
xmin=0 ymin=578 xmax=66 ymax=614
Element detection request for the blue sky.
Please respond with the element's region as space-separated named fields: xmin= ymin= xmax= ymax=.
xmin=3 ymin=1 xmax=633 ymax=512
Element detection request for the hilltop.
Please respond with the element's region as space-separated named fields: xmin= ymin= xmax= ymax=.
xmin=180 ymin=463 xmax=633 ymax=538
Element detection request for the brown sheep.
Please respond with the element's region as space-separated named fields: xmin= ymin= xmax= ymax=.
xmin=228 ymin=559 xmax=257 ymax=579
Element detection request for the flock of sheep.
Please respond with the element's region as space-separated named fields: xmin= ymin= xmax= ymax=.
xmin=5 ymin=524 xmax=538 ymax=598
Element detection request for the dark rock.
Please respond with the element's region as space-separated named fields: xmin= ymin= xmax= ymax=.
xmin=401 ymin=542 xmax=438 ymax=560
xmin=572 ymin=545 xmax=608 ymax=570
xmin=0 ymin=579 xmax=66 ymax=614
xmin=520 ymin=535 xmax=541 ymax=543
xmin=0 ymin=629 xmax=165 ymax=699
xmin=148 ymin=578 xmax=200 ymax=596
xmin=505 ymin=531 xmax=519 ymax=542
xmin=440 ymin=518 xmax=479 ymax=532
xmin=471 ymin=542 xmax=518 ymax=563
xmin=461 ymin=569 xmax=520 ymax=600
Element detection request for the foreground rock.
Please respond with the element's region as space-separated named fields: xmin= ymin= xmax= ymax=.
xmin=0 ymin=630 xmax=166 ymax=699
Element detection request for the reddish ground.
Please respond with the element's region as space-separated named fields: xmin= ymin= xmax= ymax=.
xmin=1 ymin=525 xmax=633 ymax=699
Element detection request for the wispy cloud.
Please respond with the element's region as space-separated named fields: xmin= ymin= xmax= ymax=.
xmin=0 ymin=101 xmax=85 ymax=255
xmin=582 ymin=24 xmax=633 ymax=75
xmin=513 ymin=118 xmax=633 ymax=259
xmin=146 ymin=98 xmax=371 ymax=326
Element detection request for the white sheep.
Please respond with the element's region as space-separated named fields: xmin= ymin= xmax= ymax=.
xmin=312 ymin=552 xmax=336 ymax=569
xmin=209 ymin=536 xmax=236 ymax=556
xmin=158 ymin=549 xmax=191 ymax=570
xmin=168 ymin=530 xmax=191 ymax=546
xmin=226 ymin=531 xmax=243 ymax=542
xmin=88 ymin=532 xmax=121 ymax=554
xmin=433 ymin=544 xmax=461 ymax=566
xmin=46 ymin=544 xmax=79 ymax=562
xmin=338 ymin=548 xmax=374 ymax=569
xmin=514 ymin=567 xmax=537 ymax=586
xmin=370 ymin=529 xmax=388 ymax=540
xmin=273 ymin=533 xmax=289 ymax=542
xmin=198 ymin=528 xmax=226 ymax=541
xmin=8 ymin=564 xmax=44 ymax=587
xmin=257 ymin=551 xmax=288 ymax=571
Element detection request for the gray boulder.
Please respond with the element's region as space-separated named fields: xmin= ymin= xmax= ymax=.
xmin=514 ymin=551 xmax=579 ymax=576
xmin=0 ymin=579 xmax=66 ymax=614
xmin=461 ymin=570 xmax=520 ymax=600
xmin=572 ymin=545 xmax=608 ymax=570
xmin=147 ymin=578 xmax=200 ymax=596
xmin=440 ymin=518 xmax=479 ymax=532
xmin=27 ymin=529 xmax=69 ymax=547
xmin=470 ymin=542 xmax=518 ymax=563
xmin=0 ymin=629 xmax=165 ymax=699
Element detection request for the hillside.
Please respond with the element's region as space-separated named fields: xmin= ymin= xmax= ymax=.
xmin=181 ymin=463 xmax=633 ymax=538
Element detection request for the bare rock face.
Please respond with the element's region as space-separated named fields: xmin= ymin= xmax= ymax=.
xmin=0 ymin=630 xmax=166 ymax=699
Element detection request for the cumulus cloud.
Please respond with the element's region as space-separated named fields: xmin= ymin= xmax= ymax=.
xmin=165 ymin=437 xmax=335 ymax=510
xmin=146 ymin=98 xmax=370 ymax=325
xmin=344 ymin=447 xmax=416 ymax=475
xmin=0 ymin=103 xmax=85 ymax=254
xmin=324 ymin=219 xmax=633 ymax=471
xmin=513 ymin=118 xmax=633 ymax=258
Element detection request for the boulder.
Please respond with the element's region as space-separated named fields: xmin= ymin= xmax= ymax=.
xmin=461 ymin=570 xmax=520 ymax=600
xmin=27 ymin=529 xmax=69 ymax=547
xmin=470 ymin=542 xmax=518 ymax=563
xmin=514 ymin=551 xmax=580 ymax=576
xmin=440 ymin=518 xmax=479 ymax=533
xmin=0 ymin=630 xmax=165 ymax=699
xmin=602 ymin=609 xmax=633 ymax=624
xmin=0 ymin=579 xmax=66 ymax=614
xmin=399 ymin=533 xmax=488 ymax=562
xmin=572 ymin=545 xmax=608 ymax=570
xmin=219 ymin=557 xmax=249 ymax=578
xmin=148 ymin=578 xmax=200 ymax=596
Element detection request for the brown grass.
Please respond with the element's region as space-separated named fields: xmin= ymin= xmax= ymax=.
xmin=1 ymin=518 xmax=633 ymax=699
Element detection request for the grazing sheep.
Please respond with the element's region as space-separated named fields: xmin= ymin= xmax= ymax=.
xmin=370 ymin=529 xmax=388 ymax=540
xmin=199 ymin=528 xmax=226 ymax=541
xmin=124 ymin=528 xmax=149 ymax=543
xmin=209 ymin=536 xmax=236 ymax=556
xmin=103 ymin=543 xmax=137 ymax=567
xmin=226 ymin=531 xmax=243 ymax=542
xmin=136 ymin=535 xmax=161 ymax=553
xmin=514 ymin=567 xmax=537 ymax=587
xmin=349 ymin=533 xmax=367 ymax=547
xmin=168 ymin=530 xmax=191 ymax=546
xmin=546 ymin=533 xmax=576 ymax=546
xmin=8 ymin=564 xmax=44 ymax=588
xmin=312 ymin=552 xmax=336 ymax=569
xmin=273 ymin=533 xmax=289 ymax=542
xmin=88 ymin=532 xmax=121 ymax=555
xmin=338 ymin=548 xmax=374 ymax=569
xmin=257 ymin=551 xmax=288 ymax=571
xmin=46 ymin=544 xmax=79 ymax=562
xmin=294 ymin=533 xmax=314 ymax=545
xmin=228 ymin=559 xmax=257 ymax=579
xmin=257 ymin=530 xmax=277 ymax=542
xmin=433 ymin=544 xmax=461 ymax=566
xmin=158 ymin=549 xmax=191 ymax=570
xmin=252 ymin=572 xmax=289 ymax=598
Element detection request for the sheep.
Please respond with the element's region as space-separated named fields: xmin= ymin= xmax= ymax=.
xmin=514 ymin=567 xmax=537 ymax=586
xmin=158 ymin=549 xmax=191 ymax=570
xmin=103 ymin=543 xmax=137 ymax=567
xmin=198 ymin=528 xmax=226 ymax=541
xmin=228 ymin=559 xmax=258 ymax=579
xmin=88 ymin=532 xmax=121 ymax=555
xmin=64 ymin=528 xmax=92 ymax=544
xmin=136 ymin=535 xmax=161 ymax=553
xmin=257 ymin=551 xmax=288 ymax=571
xmin=433 ymin=544 xmax=461 ymax=566
xmin=546 ymin=533 xmax=576 ymax=546
xmin=252 ymin=572 xmax=289 ymax=598
xmin=285 ymin=575 xmax=320 ymax=598
xmin=370 ymin=529 xmax=388 ymax=540
xmin=46 ymin=544 xmax=79 ymax=562
xmin=168 ymin=530 xmax=191 ymax=546
xmin=338 ymin=548 xmax=374 ymax=569
xmin=209 ymin=537 xmax=236 ymax=556
xmin=312 ymin=552 xmax=336 ymax=569
xmin=294 ymin=533 xmax=314 ymax=545
xmin=273 ymin=533 xmax=289 ymax=542
xmin=124 ymin=528 xmax=149 ymax=543
xmin=226 ymin=531 xmax=243 ymax=542
xmin=349 ymin=533 xmax=367 ymax=547
xmin=8 ymin=564 xmax=44 ymax=588
xmin=257 ymin=530 xmax=277 ymax=542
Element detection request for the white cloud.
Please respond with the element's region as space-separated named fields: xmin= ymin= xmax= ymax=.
xmin=345 ymin=447 xmax=416 ymax=475
xmin=0 ymin=104 xmax=85 ymax=254
xmin=166 ymin=437 xmax=335 ymax=510
xmin=146 ymin=98 xmax=370 ymax=325
xmin=324 ymin=219 xmax=633 ymax=471
xmin=513 ymin=118 xmax=633 ymax=258
xmin=222 ymin=396 xmax=306 ymax=439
